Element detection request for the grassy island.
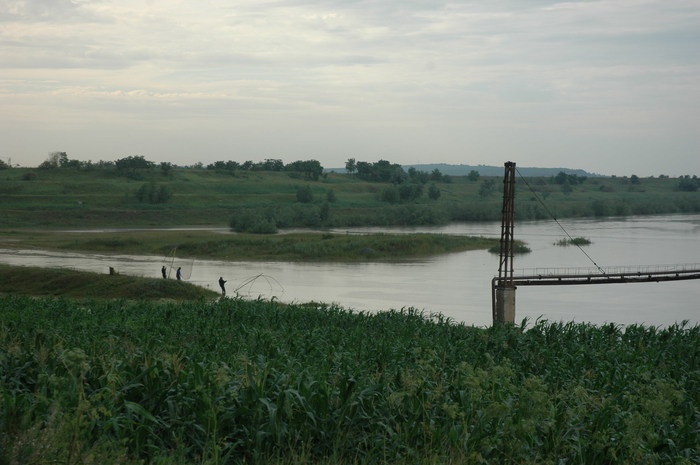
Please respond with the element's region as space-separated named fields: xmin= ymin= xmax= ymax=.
xmin=0 ymin=230 xmax=500 ymax=262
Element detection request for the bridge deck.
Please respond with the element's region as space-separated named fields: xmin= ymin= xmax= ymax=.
xmin=497 ymin=264 xmax=700 ymax=287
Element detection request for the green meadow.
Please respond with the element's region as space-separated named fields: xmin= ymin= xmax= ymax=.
xmin=1 ymin=165 xmax=699 ymax=230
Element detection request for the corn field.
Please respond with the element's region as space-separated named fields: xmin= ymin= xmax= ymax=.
xmin=1 ymin=295 xmax=698 ymax=464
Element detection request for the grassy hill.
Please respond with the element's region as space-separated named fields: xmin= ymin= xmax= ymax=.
xmin=0 ymin=165 xmax=699 ymax=229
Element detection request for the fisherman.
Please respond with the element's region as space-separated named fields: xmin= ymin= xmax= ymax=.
xmin=161 ymin=266 xmax=167 ymax=279
xmin=176 ymin=267 xmax=182 ymax=281
xmin=219 ymin=276 xmax=227 ymax=296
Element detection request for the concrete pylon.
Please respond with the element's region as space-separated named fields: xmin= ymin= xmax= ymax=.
xmin=494 ymin=286 xmax=516 ymax=324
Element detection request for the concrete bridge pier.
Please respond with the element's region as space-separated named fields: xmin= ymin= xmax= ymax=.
xmin=493 ymin=284 xmax=516 ymax=324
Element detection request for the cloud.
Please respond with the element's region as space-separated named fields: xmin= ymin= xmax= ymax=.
xmin=1 ymin=0 xmax=699 ymax=175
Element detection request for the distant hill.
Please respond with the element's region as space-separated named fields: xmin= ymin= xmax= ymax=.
xmin=327 ymin=163 xmax=604 ymax=177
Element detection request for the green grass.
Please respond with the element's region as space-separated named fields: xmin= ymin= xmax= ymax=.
xmin=1 ymin=296 xmax=698 ymax=464
xmin=0 ymin=264 xmax=218 ymax=300
xmin=1 ymin=167 xmax=699 ymax=229
xmin=0 ymin=230 xmax=499 ymax=262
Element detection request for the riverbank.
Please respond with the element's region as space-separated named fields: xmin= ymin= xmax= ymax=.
xmin=0 ymin=264 xmax=218 ymax=300
xmin=0 ymin=230 xmax=500 ymax=262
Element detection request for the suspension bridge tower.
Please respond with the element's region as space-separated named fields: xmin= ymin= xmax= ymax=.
xmin=490 ymin=161 xmax=700 ymax=326
xmin=493 ymin=161 xmax=517 ymax=324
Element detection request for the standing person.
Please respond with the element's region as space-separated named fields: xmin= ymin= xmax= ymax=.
xmin=219 ymin=277 xmax=227 ymax=296
xmin=161 ymin=266 xmax=167 ymax=279
xmin=176 ymin=267 xmax=182 ymax=281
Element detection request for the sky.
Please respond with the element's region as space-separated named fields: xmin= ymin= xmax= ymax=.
xmin=1 ymin=0 xmax=699 ymax=176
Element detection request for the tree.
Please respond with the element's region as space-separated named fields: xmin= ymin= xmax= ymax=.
xmin=0 ymin=159 xmax=9 ymax=170
xmin=467 ymin=170 xmax=480 ymax=182
xmin=677 ymin=176 xmax=699 ymax=192
xmin=630 ymin=175 xmax=640 ymax=185
xmin=553 ymin=171 xmax=568 ymax=185
xmin=56 ymin=152 xmax=70 ymax=168
xmin=38 ymin=151 xmax=66 ymax=169
xmin=408 ymin=167 xmax=429 ymax=184
xmin=352 ymin=159 xmax=406 ymax=183
xmin=115 ymin=155 xmax=154 ymax=177
xmin=160 ymin=162 xmax=173 ymax=177
xmin=286 ymin=160 xmax=324 ymax=180
xmin=345 ymin=158 xmax=356 ymax=175
xmin=261 ymin=159 xmax=284 ymax=171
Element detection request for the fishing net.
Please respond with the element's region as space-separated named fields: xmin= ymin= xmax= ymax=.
xmin=162 ymin=248 xmax=195 ymax=280
xmin=233 ymin=274 xmax=285 ymax=299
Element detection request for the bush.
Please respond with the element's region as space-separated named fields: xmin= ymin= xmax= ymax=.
xmin=135 ymin=182 xmax=172 ymax=204
xmin=399 ymin=183 xmax=423 ymax=201
xmin=428 ymin=183 xmax=441 ymax=200
xmin=479 ymin=179 xmax=497 ymax=198
xmin=381 ymin=186 xmax=400 ymax=204
xmin=296 ymin=185 xmax=314 ymax=203
xmin=230 ymin=210 xmax=278 ymax=234
xmin=555 ymin=237 xmax=592 ymax=246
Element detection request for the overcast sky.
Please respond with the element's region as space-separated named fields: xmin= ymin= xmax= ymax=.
xmin=2 ymin=0 xmax=699 ymax=176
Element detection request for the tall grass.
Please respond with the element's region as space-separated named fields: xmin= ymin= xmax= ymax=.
xmin=2 ymin=296 xmax=698 ymax=464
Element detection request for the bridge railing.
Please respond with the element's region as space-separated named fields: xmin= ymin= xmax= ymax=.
xmin=514 ymin=263 xmax=700 ymax=278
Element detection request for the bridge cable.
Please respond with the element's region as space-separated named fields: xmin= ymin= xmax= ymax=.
xmin=515 ymin=167 xmax=606 ymax=275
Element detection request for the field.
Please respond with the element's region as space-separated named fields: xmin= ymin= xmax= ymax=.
xmin=1 ymin=166 xmax=699 ymax=229
xmin=1 ymin=296 xmax=698 ymax=464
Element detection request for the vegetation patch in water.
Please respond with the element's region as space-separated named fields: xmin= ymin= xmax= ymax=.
xmin=555 ymin=237 xmax=592 ymax=246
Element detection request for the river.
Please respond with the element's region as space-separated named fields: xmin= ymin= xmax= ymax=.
xmin=1 ymin=213 xmax=699 ymax=327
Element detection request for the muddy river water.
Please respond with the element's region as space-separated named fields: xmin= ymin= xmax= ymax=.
xmin=1 ymin=214 xmax=699 ymax=327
